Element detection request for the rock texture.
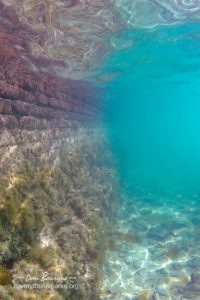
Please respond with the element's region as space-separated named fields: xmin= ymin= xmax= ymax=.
xmin=0 ymin=0 xmax=121 ymax=78
xmin=0 ymin=2 xmax=121 ymax=299
xmin=0 ymin=40 xmax=102 ymax=129
xmin=0 ymin=126 xmax=119 ymax=300
xmin=0 ymin=0 xmax=117 ymax=129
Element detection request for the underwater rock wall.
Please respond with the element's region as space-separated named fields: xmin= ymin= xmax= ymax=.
xmin=0 ymin=1 xmax=107 ymax=129
xmin=0 ymin=1 xmax=121 ymax=299
xmin=0 ymin=126 xmax=119 ymax=299
xmin=0 ymin=0 xmax=120 ymax=78
xmin=0 ymin=5 xmax=119 ymax=292
xmin=0 ymin=41 xmax=101 ymax=129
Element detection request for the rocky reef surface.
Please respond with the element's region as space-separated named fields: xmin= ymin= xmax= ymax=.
xmin=0 ymin=0 xmax=121 ymax=79
xmin=0 ymin=1 xmax=121 ymax=299
xmin=0 ymin=36 xmax=102 ymax=129
xmin=0 ymin=0 xmax=109 ymax=130
xmin=0 ymin=125 xmax=119 ymax=299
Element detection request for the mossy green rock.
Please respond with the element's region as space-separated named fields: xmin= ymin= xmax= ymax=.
xmin=0 ymin=266 xmax=12 ymax=285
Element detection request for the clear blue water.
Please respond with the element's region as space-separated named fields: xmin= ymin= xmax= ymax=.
xmin=100 ymin=23 xmax=200 ymax=299
xmin=105 ymin=23 xmax=200 ymax=198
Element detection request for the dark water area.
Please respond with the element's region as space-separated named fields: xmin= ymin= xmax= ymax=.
xmin=100 ymin=23 xmax=200 ymax=299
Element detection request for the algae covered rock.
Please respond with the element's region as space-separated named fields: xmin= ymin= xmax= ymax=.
xmin=0 ymin=127 xmax=119 ymax=300
xmin=0 ymin=266 xmax=12 ymax=286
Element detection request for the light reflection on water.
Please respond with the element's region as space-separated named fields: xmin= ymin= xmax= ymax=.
xmin=116 ymin=0 xmax=200 ymax=28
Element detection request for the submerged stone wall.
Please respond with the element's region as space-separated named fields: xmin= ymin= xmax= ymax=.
xmin=0 ymin=1 xmax=103 ymax=130
xmin=0 ymin=43 xmax=101 ymax=129
xmin=0 ymin=126 xmax=119 ymax=299
xmin=0 ymin=31 xmax=114 ymax=300
xmin=0 ymin=2 xmax=119 ymax=299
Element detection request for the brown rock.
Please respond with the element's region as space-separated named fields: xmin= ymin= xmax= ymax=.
xmin=0 ymin=114 xmax=18 ymax=128
xmin=0 ymin=98 xmax=12 ymax=114
xmin=19 ymin=116 xmax=47 ymax=129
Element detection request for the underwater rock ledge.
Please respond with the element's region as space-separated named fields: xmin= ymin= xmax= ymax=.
xmin=0 ymin=1 xmax=119 ymax=298
xmin=0 ymin=126 xmax=119 ymax=300
xmin=0 ymin=41 xmax=102 ymax=129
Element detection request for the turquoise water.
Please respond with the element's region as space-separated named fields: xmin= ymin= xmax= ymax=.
xmin=100 ymin=23 xmax=200 ymax=299
xmin=105 ymin=24 xmax=200 ymax=198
